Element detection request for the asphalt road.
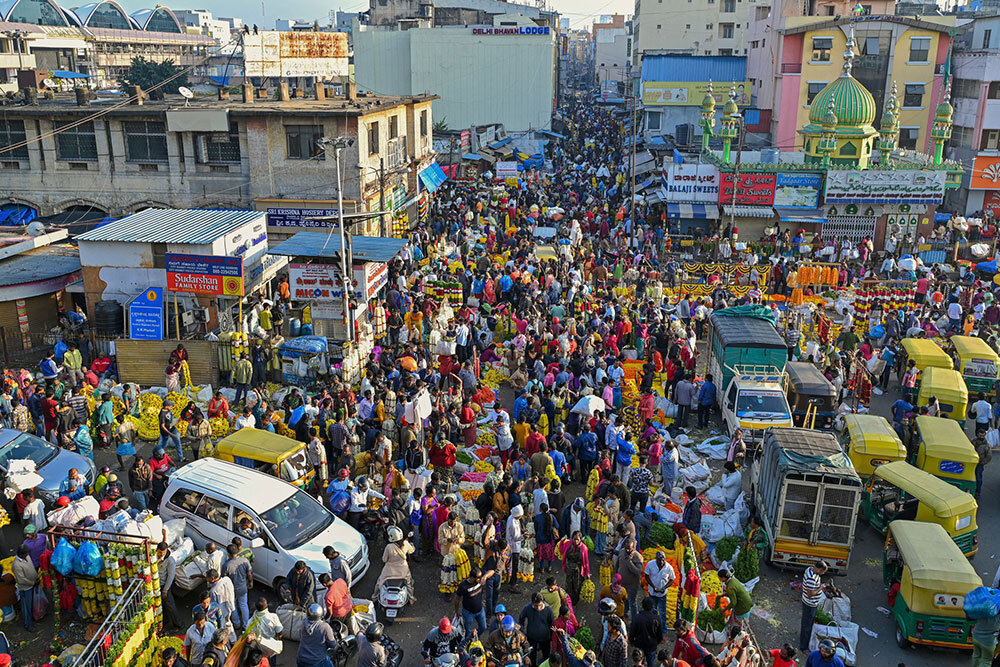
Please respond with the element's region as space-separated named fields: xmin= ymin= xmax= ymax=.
xmin=3 ymin=375 xmax=996 ymax=666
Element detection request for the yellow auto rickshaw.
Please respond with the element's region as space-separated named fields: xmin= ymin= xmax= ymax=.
xmin=883 ymin=520 xmax=981 ymax=650
xmin=860 ymin=461 xmax=978 ymax=555
xmin=912 ymin=415 xmax=978 ymax=493
xmin=917 ymin=366 xmax=969 ymax=426
xmin=900 ymin=338 xmax=953 ymax=386
xmin=214 ymin=428 xmax=316 ymax=490
xmin=950 ymin=335 xmax=1000 ymax=394
xmin=842 ymin=414 xmax=907 ymax=477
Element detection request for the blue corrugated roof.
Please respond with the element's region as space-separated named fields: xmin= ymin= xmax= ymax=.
xmin=641 ymin=55 xmax=746 ymax=83
xmin=75 ymin=208 xmax=266 ymax=244
xmin=269 ymin=232 xmax=407 ymax=263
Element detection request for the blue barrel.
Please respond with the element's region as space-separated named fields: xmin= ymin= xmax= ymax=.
xmin=288 ymin=318 xmax=301 ymax=337
xmin=300 ymin=323 xmax=313 ymax=335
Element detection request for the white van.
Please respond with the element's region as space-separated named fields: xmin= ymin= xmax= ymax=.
xmin=159 ymin=458 xmax=369 ymax=592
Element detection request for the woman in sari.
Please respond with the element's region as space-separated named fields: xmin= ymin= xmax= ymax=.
xmin=73 ymin=418 xmax=94 ymax=461
xmin=420 ymin=486 xmax=440 ymax=557
xmin=559 ymin=531 xmax=591 ymax=604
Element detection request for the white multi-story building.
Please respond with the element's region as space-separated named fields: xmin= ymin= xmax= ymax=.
xmin=354 ymin=12 xmax=557 ymax=131
xmin=632 ymin=0 xmax=754 ymax=64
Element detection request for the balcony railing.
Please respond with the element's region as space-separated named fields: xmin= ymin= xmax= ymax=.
xmin=781 ymin=62 xmax=801 ymax=74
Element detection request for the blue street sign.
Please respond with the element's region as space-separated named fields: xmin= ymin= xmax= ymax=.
xmin=128 ymin=287 xmax=164 ymax=340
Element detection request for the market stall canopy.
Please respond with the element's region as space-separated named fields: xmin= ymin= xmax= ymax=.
xmin=666 ymin=203 xmax=719 ymax=220
xmin=533 ymin=226 xmax=557 ymax=239
xmin=269 ymin=232 xmax=407 ymax=263
xmin=774 ymin=207 xmax=827 ymax=224
xmin=536 ymin=129 xmax=566 ymax=140
xmin=418 ymin=162 xmax=448 ymax=193
xmin=50 ymin=70 xmax=92 ymax=79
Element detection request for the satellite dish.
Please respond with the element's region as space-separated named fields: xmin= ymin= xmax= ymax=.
xmin=42 ymin=79 xmax=56 ymax=89
xmin=178 ymin=86 xmax=194 ymax=106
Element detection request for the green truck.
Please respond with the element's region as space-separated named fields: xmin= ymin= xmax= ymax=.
xmin=706 ymin=307 xmax=789 ymax=394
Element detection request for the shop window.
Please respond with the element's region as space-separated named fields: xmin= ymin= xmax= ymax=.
xmin=124 ymin=121 xmax=168 ymax=163
xmin=285 ymin=124 xmax=323 ymax=160
xmin=908 ymin=36 xmax=930 ymax=63
xmin=899 ymin=127 xmax=919 ymax=150
xmin=812 ymin=37 xmax=833 ymax=62
xmin=0 ymin=119 xmax=28 ymax=160
xmin=903 ymin=84 xmax=924 ymax=108
xmin=368 ymin=122 xmax=380 ymax=155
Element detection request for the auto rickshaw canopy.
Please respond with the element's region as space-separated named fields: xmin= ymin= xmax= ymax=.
xmin=951 ymin=336 xmax=999 ymax=367
xmin=915 ymin=415 xmax=978 ymax=465
xmin=890 ymin=520 xmax=981 ymax=615
xmin=844 ymin=414 xmax=906 ymax=460
xmin=873 ymin=461 xmax=978 ymax=520
xmin=901 ymin=338 xmax=954 ymax=371
xmin=918 ymin=367 xmax=969 ymax=407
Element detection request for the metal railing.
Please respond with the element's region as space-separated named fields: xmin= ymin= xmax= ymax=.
xmin=70 ymin=579 xmax=149 ymax=667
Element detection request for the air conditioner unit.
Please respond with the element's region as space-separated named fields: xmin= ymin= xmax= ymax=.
xmin=181 ymin=310 xmax=196 ymax=327
xmin=193 ymin=307 xmax=211 ymax=322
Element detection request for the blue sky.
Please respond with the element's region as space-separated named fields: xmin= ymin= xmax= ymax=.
xmin=116 ymin=0 xmax=633 ymax=32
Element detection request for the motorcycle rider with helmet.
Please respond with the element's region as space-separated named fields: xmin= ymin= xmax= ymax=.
xmin=375 ymin=525 xmax=416 ymax=605
xmin=422 ymin=617 xmax=464 ymax=665
xmin=484 ymin=615 xmax=528 ymax=667
xmin=297 ymin=603 xmax=340 ymax=667
xmin=348 ymin=476 xmax=386 ymax=530
xmin=357 ymin=622 xmax=387 ymax=667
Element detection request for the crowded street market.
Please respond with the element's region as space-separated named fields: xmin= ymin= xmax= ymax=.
xmin=2 ymin=59 xmax=1000 ymax=667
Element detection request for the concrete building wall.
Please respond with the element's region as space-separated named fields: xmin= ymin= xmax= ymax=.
xmin=633 ymin=0 xmax=754 ymax=63
xmin=355 ymin=24 xmax=555 ymax=131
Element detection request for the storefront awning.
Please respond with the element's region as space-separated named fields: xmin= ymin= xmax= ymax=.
xmin=722 ymin=205 xmax=775 ymax=218
xmin=775 ymin=207 xmax=827 ymax=224
xmin=269 ymin=232 xmax=407 ymax=263
xmin=487 ymin=137 xmax=513 ymax=150
xmin=666 ymin=203 xmax=719 ymax=220
xmin=418 ymin=162 xmax=448 ymax=193
xmin=463 ymin=152 xmax=485 ymax=160
xmin=536 ymin=130 xmax=566 ymax=140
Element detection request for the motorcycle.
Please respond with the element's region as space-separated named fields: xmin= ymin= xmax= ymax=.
xmin=376 ymin=577 xmax=409 ymax=623
xmin=360 ymin=505 xmax=390 ymax=543
xmin=328 ymin=618 xmax=357 ymax=667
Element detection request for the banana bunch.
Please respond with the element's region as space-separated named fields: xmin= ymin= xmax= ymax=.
xmin=209 ymin=417 xmax=230 ymax=438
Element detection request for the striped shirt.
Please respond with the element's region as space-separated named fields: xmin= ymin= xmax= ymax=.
xmin=801 ymin=567 xmax=823 ymax=607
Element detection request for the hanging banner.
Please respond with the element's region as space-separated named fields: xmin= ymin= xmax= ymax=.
xmin=661 ymin=164 xmax=720 ymax=203
xmin=824 ymin=170 xmax=946 ymax=204
xmin=984 ymin=191 xmax=1000 ymax=216
xmin=165 ymin=254 xmax=244 ymax=296
xmin=288 ymin=263 xmax=342 ymax=302
xmin=773 ymin=173 xmax=823 ymax=208
xmin=970 ymin=155 xmax=1000 ymax=189
xmin=719 ymin=173 xmax=777 ymax=205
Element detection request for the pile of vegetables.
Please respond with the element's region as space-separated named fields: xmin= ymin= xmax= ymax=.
xmin=734 ymin=544 xmax=759 ymax=582
xmin=642 ymin=523 xmax=675 ymax=550
xmin=697 ymin=608 xmax=727 ymax=632
xmin=714 ymin=537 xmax=740 ymax=563
xmin=574 ymin=627 xmax=595 ymax=651
xmin=455 ymin=451 xmax=475 ymax=465
xmin=815 ymin=609 xmax=835 ymax=626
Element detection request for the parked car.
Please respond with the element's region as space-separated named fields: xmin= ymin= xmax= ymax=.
xmin=159 ymin=458 xmax=369 ymax=592
xmin=0 ymin=429 xmax=96 ymax=505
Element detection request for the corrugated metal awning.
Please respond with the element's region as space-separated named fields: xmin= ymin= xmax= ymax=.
xmin=75 ymin=209 xmax=266 ymax=244
xmin=722 ymin=205 xmax=775 ymax=218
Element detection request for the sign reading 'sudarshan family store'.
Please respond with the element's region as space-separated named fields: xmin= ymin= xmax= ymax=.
xmin=661 ymin=164 xmax=720 ymax=203
xmin=166 ymin=254 xmax=244 ymax=296
xmin=824 ymin=170 xmax=946 ymax=204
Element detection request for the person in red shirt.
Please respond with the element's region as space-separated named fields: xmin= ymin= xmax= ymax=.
xmin=460 ymin=399 xmax=476 ymax=448
xmin=672 ymin=619 xmax=709 ymax=664
xmin=525 ymin=426 xmax=546 ymax=459
xmin=207 ymin=392 xmax=229 ymax=419
xmin=769 ymin=644 xmax=796 ymax=667
xmin=429 ymin=436 xmax=457 ymax=483
xmin=41 ymin=389 xmax=58 ymax=440
xmin=82 ymin=367 xmax=99 ymax=387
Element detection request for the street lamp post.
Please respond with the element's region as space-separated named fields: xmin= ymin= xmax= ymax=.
xmin=318 ymin=135 xmax=356 ymax=343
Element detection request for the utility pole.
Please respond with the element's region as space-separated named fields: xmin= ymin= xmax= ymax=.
xmin=629 ymin=64 xmax=637 ymax=229
xmin=379 ymin=157 xmax=387 ymax=237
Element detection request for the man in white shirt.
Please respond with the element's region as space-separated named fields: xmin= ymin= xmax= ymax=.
xmin=248 ymin=598 xmax=284 ymax=655
xmin=972 ymin=393 xmax=993 ymax=433
xmin=184 ymin=612 xmax=217 ymax=664
xmin=643 ymin=550 xmax=676 ymax=630
xmin=947 ymin=301 xmax=964 ymax=333
xmin=233 ymin=407 xmax=256 ymax=431
xmin=206 ymin=568 xmax=236 ymax=637
xmin=21 ymin=488 xmax=46 ymax=533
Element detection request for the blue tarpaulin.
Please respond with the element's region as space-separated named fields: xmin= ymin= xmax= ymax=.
xmin=279 ymin=335 xmax=327 ymax=357
xmin=418 ymin=162 xmax=448 ymax=193
xmin=487 ymin=137 xmax=513 ymax=150
xmin=0 ymin=205 xmax=37 ymax=225
xmin=50 ymin=70 xmax=92 ymax=79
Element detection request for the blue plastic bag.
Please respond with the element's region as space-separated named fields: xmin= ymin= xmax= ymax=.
xmin=51 ymin=538 xmax=77 ymax=576
xmin=73 ymin=541 xmax=104 ymax=577
xmin=329 ymin=489 xmax=350 ymax=516
xmin=869 ymin=325 xmax=885 ymax=339
xmin=964 ymin=586 xmax=1000 ymax=620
